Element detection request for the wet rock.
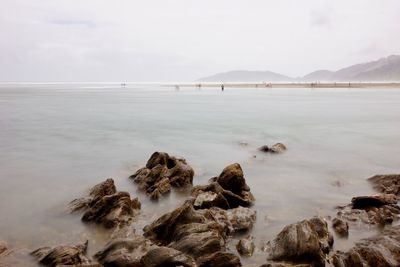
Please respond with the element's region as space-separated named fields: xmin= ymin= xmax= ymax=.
xmin=216 ymin=163 xmax=249 ymax=194
xmin=197 ymin=251 xmax=242 ymax=267
xmin=31 ymin=241 xmax=99 ymax=267
xmin=140 ymin=247 xmax=196 ymax=267
xmin=95 ymin=236 xmax=154 ymax=266
xmin=270 ymin=143 xmax=287 ymax=153
xmin=265 ymin=217 xmax=333 ymax=266
xmin=236 ymin=236 xmax=255 ymax=257
xmin=368 ymin=174 xmax=400 ymax=195
xmin=259 ymin=143 xmax=287 ymax=153
xmin=332 ymin=225 xmax=400 ymax=267
xmin=192 ymin=164 xmax=255 ymax=209
xmin=130 ymin=152 xmax=194 ymax=199
xmin=351 ymin=194 xmax=397 ymax=209
xmin=70 ymin=179 xmax=141 ymax=230
xmin=332 ymin=218 xmax=349 ymax=238
xmin=0 ymin=242 xmax=9 ymax=257
xmin=208 ymin=206 xmax=257 ymax=234
xmin=336 ymin=194 xmax=400 ymax=226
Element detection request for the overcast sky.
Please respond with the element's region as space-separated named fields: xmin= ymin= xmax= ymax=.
xmin=1 ymin=0 xmax=399 ymax=82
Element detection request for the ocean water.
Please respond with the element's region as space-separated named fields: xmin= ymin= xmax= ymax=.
xmin=0 ymin=84 xmax=400 ymax=265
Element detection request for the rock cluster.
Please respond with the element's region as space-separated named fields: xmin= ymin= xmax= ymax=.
xmin=368 ymin=174 xmax=400 ymax=195
xmin=69 ymin=178 xmax=141 ymax=231
xmin=192 ymin=163 xmax=255 ymax=209
xmin=130 ymin=152 xmax=194 ymax=199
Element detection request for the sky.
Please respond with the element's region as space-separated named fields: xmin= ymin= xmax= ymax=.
xmin=1 ymin=0 xmax=399 ymax=82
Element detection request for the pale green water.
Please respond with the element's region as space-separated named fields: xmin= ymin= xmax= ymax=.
xmin=0 ymin=84 xmax=399 ymax=265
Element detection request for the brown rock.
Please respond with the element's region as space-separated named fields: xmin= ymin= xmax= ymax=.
xmin=130 ymin=152 xmax=194 ymax=199
xmin=332 ymin=225 xmax=400 ymax=267
xmin=332 ymin=218 xmax=349 ymax=238
xmin=368 ymin=174 xmax=400 ymax=195
xmin=140 ymin=247 xmax=196 ymax=267
xmin=265 ymin=217 xmax=333 ymax=266
xmin=269 ymin=143 xmax=287 ymax=153
xmin=351 ymin=194 xmax=397 ymax=209
xmin=216 ymin=163 xmax=249 ymax=194
xmin=236 ymin=236 xmax=255 ymax=257
xmin=197 ymin=251 xmax=242 ymax=267
xmin=31 ymin=241 xmax=100 ymax=267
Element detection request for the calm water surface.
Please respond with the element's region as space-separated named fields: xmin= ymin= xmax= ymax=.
xmin=0 ymin=84 xmax=400 ymax=265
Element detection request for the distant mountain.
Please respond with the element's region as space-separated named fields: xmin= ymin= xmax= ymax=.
xmin=198 ymin=70 xmax=293 ymax=82
xmin=198 ymin=55 xmax=400 ymax=82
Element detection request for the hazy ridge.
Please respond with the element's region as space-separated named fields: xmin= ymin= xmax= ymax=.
xmin=199 ymin=55 xmax=400 ymax=82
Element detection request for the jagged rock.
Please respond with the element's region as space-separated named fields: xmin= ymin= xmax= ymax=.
xmin=208 ymin=206 xmax=257 ymax=234
xmin=31 ymin=241 xmax=99 ymax=267
xmin=259 ymin=143 xmax=287 ymax=153
xmin=332 ymin=225 xmax=400 ymax=266
xmin=265 ymin=217 xmax=333 ymax=266
xmin=192 ymin=164 xmax=254 ymax=209
xmin=197 ymin=251 xmax=242 ymax=267
xmin=332 ymin=218 xmax=349 ymax=238
xmin=70 ymin=179 xmax=141 ymax=230
xmin=140 ymin=247 xmax=196 ymax=267
xmin=0 ymin=242 xmax=9 ymax=257
xmin=368 ymin=174 xmax=400 ymax=195
xmin=130 ymin=152 xmax=194 ymax=199
xmin=336 ymin=194 xmax=400 ymax=226
xmin=236 ymin=236 xmax=255 ymax=257
xmin=95 ymin=236 xmax=154 ymax=266
xmin=351 ymin=194 xmax=397 ymax=209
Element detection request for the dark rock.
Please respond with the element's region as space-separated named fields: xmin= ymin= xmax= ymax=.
xmin=70 ymin=179 xmax=140 ymax=231
xmin=351 ymin=194 xmax=397 ymax=209
xmin=216 ymin=163 xmax=249 ymax=194
xmin=95 ymin=236 xmax=154 ymax=266
xmin=197 ymin=251 xmax=242 ymax=267
xmin=31 ymin=241 xmax=99 ymax=267
xmin=336 ymin=194 xmax=400 ymax=226
xmin=332 ymin=218 xmax=349 ymax=238
xmin=130 ymin=152 xmax=194 ymax=199
xmin=207 ymin=206 xmax=257 ymax=234
xmin=259 ymin=143 xmax=287 ymax=153
xmin=368 ymin=174 xmax=400 ymax=195
xmin=332 ymin=225 xmax=400 ymax=267
xmin=236 ymin=236 xmax=255 ymax=257
xmin=140 ymin=247 xmax=196 ymax=267
xmin=265 ymin=217 xmax=333 ymax=266
xmin=192 ymin=163 xmax=254 ymax=209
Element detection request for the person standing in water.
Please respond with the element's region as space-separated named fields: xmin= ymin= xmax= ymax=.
xmin=221 ymin=84 xmax=224 ymax=91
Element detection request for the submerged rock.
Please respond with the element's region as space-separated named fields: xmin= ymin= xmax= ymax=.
xmin=259 ymin=143 xmax=287 ymax=153
xmin=236 ymin=236 xmax=255 ymax=257
xmin=31 ymin=241 xmax=100 ymax=267
xmin=192 ymin=163 xmax=255 ymax=209
xmin=130 ymin=152 xmax=194 ymax=199
xmin=332 ymin=225 xmax=400 ymax=266
xmin=69 ymin=179 xmax=141 ymax=235
xmin=332 ymin=218 xmax=349 ymax=238
xmin=336 ymin=194 xmax=400 ymax=226
xmin=264 ymin=217 xmax=333 ymax=266
xmin=368 ymin=174 xmax=400 ymax=195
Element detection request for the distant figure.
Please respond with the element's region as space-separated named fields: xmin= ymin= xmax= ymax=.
xmin=121 ymin=83 xmax=126 ymax=88
xmin=175 ymin=85 xmax=180 ymax=91
xmin=221 ymin=84 xmax=224 ymax=91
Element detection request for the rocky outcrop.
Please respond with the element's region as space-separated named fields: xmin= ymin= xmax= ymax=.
xmin=69 ymin=179 xmax=141 ymax=234
xmin=236 ymin=236 xmax=255 ymax=257
xmin=31 ymin=241 xmax=100 ymax=267
xmin=192 ymin=163 xmax=255 ymax=209
xmin=259 ymin=143 xmax=287 ymax=153
xmin=336 ymin=194 xmax=400 ymax=226
xmin=130 ymin=152 xmax=194 ymax=199
xmin=142 ymin=200 xmax=255 ymax=265
xmin=95 ymin=236 xmax=197 ymax=267
xmin=264 ymin=217 xmax=333 ymax=266
xmin=332 ymin=218 xmax=349 ymax=238
xmin=332 ymin=225 xmax=400 ymax=266
xmin=368 ymin=174 xmax=400 ymax=195
xmin=197 ymin=251 xmax=242 ymax=267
